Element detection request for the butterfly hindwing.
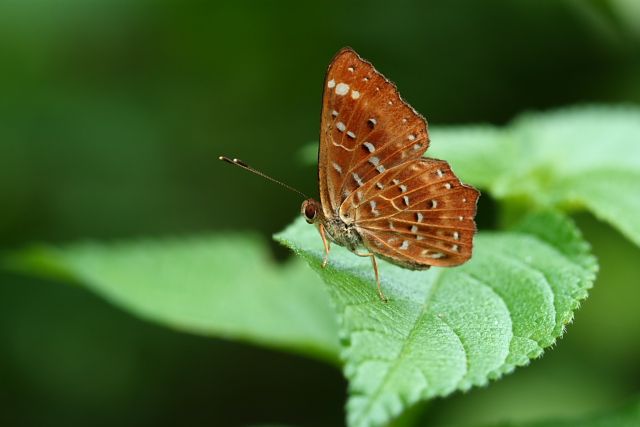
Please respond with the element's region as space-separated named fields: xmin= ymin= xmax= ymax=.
xmin=345 ymin=159 xmax=479 ymax=268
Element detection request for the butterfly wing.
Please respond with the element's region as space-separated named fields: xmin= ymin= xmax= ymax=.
xmin=318 ymin=48 xmax=479 ymax=269
xmin=318 ymin=47 xmax=430 ymax=218
xmin=343 ymin=158 xmax=480 ymax=268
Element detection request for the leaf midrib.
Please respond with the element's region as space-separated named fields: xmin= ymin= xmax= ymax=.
xmin=349 ymin=268 xmax=466 ymax=426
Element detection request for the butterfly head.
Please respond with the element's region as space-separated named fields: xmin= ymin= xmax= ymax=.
xmin=301 ymin=199 xmax=322 ymax=224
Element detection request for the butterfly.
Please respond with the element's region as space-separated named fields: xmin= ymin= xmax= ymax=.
xmin=221 ymin=47 xmax=479 ymax=302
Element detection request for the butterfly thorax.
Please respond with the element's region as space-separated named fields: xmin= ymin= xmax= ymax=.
xmin=322 ymin=215 xmax=362 ymax=251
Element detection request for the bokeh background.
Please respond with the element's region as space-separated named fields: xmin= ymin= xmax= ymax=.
xmin=1 ymin=1 xmax=639 ymax=426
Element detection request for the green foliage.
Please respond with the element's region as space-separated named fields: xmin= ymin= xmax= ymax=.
xmin=428 ymin=105 xmax=640 ymax=246
xmin=9 ymin=103 xmax=640 ymax=427
xmin=1 ymin=0 xmax=639 ymax=423
xmin=484 ymin=397 xmax=640 ymax=427
xmin=249 ymin=397 xmax=640 ymax=427
xmin=5 ymin=235 xmax=339 ymax=363
xmin=275 ymin=212 xmax=596 ymax=427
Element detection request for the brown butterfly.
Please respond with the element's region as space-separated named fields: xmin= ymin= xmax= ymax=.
xmin=221 ymin=47 xmax=479 ymax=302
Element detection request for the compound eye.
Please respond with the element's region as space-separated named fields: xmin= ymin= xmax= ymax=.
xmin=304 ymin=203 xmax=317 ymax=222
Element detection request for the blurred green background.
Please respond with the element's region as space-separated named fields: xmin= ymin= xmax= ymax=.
xmin=1 ymin=1 xmax=639 ymax=426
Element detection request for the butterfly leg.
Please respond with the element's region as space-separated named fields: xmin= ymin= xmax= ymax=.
xmin=319 ymin=223 xmax=331 ymax=268
xmin=355 ymin=251 xmax=387 ymax=303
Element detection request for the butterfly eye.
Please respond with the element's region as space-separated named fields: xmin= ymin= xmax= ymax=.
xmin=302 ymin=201 xmax=318 ymax=223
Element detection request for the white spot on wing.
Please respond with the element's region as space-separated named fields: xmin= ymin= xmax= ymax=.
xmin=332 ymin=162 xmax=342 ymax=174
xmin=347 ymin=131 xmax=356 ymax=139
xmin=436 ymin=169 xmax=444 ymax=178
xmin=336 ymin=121 xmax=346 ymax=132
xmin=416 ymin=212 xmax=424 ymax=222
xmin=403 ymin=195 xmax=410 ymax=206
xmin=327 ymin=79 xmax=336 ymax=88
xmin=368 ymin=118 xmax=377 ymax=127
xmin=453 ymin=231 xmax=459 ymax=240
xmin=430 ymin=200 xmax=438 ymax=209
xmin=421 ymin=250 xmax=445 ymax=259
xmin=392 ymin=179 xmax=400 ymax=185
xmin=331 ymin=110 xmax=338 ymax=117
xmin=347 ymin=67 xmax=354 ymax=72
xmin=408 ymin=134 xmax=416 ymax=141
xmin=399 ymin=185 xmax=407 ymax=192
xmin=363 ymin=142 xmax=375 ymax=153
xmin=400 ymin=240 xmax=410 ymax=250
xmin=444 ymin=183 xmax=452 ymax=190
xmin=376 ymin=182 xmax=384 ymax=190
xmin=335 ymin=83 xmax=349 ymax=96
xmin=452 ymin=244 xmax=459 ymax=252
xmin=370 ymin=200 xmax=379 ymax=216
xmin=376 ymin=164 xmax=385 ymax=173
xmin=353 ymin=173 xmax=364 ymax=187
xmin=351 ymin=90 xmax=360 ymax=100
xmin=413 ymin=144 xmax=422 ymax=151
xmin=410 ymin=225 xmax=418 ymax=233
xmin=369 ymin=156 xmax=380 ymax=166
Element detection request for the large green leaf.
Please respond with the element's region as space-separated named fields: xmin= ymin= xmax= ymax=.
xmin=428 ymin=105 xmax=640 ymax=246
xmin=5 ymin=234 xmax=340 ymax=363
xmin=275 ymin=212 xmax=597 ymax=427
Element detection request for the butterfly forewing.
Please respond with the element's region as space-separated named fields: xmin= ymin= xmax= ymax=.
xmin=318 ymin=48 xmax=429 ymax=217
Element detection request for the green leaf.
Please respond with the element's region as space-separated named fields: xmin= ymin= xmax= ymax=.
xmin=275 ymin=212 xmax=597 ymax=427
xmin=5 ymin=234 xmax=340 ymax=363
xmin=484 ymin=397 xmax=640 ymax=427
xmin=428 ymin=105 xmax=640 ymax=246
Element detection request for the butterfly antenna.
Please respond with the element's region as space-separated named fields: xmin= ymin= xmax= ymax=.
xmin=218 ymin=156 xmax=309 ymax=199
